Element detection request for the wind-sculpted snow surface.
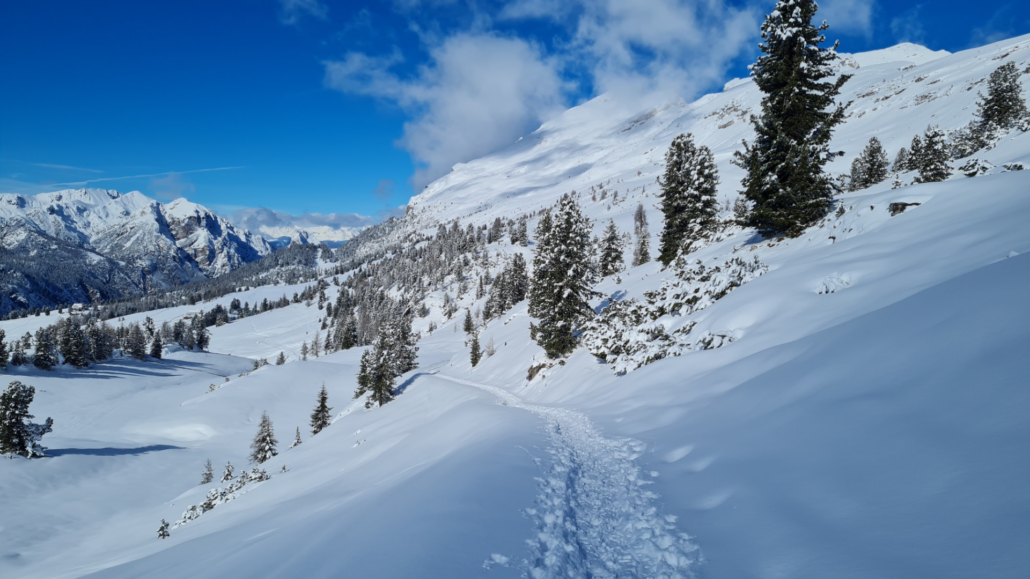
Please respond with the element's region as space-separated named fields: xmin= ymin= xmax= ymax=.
xmin=436 ymin=374 xmax=701 ymax=578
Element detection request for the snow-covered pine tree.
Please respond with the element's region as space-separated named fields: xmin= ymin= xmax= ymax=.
xmin=310 ymin=384 xmax=332 ymax=435
xmin=149 ymin=333 xmax=163 ymax=360
xmin=59 ymin=323 xmax=89 ymax=369
xmin=200 ymin=459 xmax=214 ymax=484
xmin=353 ymin=336 xmax=395 ymax=408
xmin=220 ymin=461 xmax=234 ymax=483
xmin=386 ymin=313 xmax=418 ymax=375
xmin=632 ymin=202 xmax=651 ymax=266
xmin=463 ymin=309 xmax=475 ymax=334
xmin=734 ymin=0 xmax=850 ymax=237
xmin=339 ymin=317 xmax=358 ymax=350
xmin=312 ymin=331 xmax=321 ymax=358
xmin=484 ymin=337 xmax=496 ymax=357
xmin=528 ymin=194 xmax=596 ymax=358
xmin=598 ymin=220 xmax=625 ymax=277
xmin=289 ymin=427 xmax=302 ymax=448
xmin=0 ymin=381 xmax=54 ymax=458
xmin=276 ymin=351 xmax=286 ymax=365
xmin=893 ymin=147 xmax=911 ymax=173
xmin=249 ymin=412 xmax=278 ymax=464
xmin=914 ymin=126 xmax=951 ymax=183
xmin=157 ymin=519 xmax=170 ymax=539
xmin=32 ymin=328 xmax=57 ymax=371
xmin=300 ymin=341 xmax=309 ymax=361
xmin=0 ymin=329 xmax=7 ymax=369
xmin=191 ymin=316 xmax=210 ymax=351
xmin=125 ymin=324 xmax=147 ymax=360
xmin=658 ymin=133 xmax=720 ymax=264
xmin=470 ymin=333 xmax=481 ymax=368
xmin=976 ymin=61 xmax=1028 ymax=130
xmin=850 ymin=136 xmax=890 ymax=190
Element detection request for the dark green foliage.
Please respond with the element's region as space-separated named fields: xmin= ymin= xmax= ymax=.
xmin=976 ymin=61 xmax=1028 ymax=129
xmin=59 ymin=323 xmax=90 ymax=368
xmin=0 ymin=381 xmax=53 ymax=458
xmin=158 ymin=520 xmax=170 ymax=539
xmin=529 ymin=195 xmax=596 ymax=358
xmin=913 ymin=126 xmax=951 ymax=183
xmin=32 ymin=328 xmax=57 ymax=371
xmin=849 ymin=136 xmax=891 ymax=190
xmin=470 ymin=334 xmax=481 ymax=367
xmin=149 ymin=333 xmax=163 ymax=360
xmin=463 ymin=309 xmax=475 ymax=334
xmin=310 ymin=384 xmax=333 ymax=435
xmin=353 ymin=336 xmax=395 ymax=408
xmin=249 ymin=411 xmax=278 ymax=464
xmin=658 ymin=134 xmax=720 ymax=264
xmin=125 ymin=324 xmax=147 ymax=360
xmin=0 ymin=329 xmax=7 ymax=369
xmin=893 ymin=147 xmax=911 ymax=172
xmin=275 ymin=351 xmax=286 ymax=365
xmin=734 ymin=0 xmax=850 ymax=237
xmin=598 ymin=220 xmax=625 ymax=277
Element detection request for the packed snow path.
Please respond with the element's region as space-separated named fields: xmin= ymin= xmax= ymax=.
xmin=434 ymin=374 xmax=701 ymax=578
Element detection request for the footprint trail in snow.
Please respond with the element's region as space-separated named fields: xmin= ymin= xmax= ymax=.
xmin=435 ymin=374 xmax=702 ymax=578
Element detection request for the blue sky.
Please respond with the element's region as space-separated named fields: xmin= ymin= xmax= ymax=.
xmin=1 ymin=0 xmax=1027 ymax=221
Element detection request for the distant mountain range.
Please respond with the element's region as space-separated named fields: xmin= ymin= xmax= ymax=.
xmin=227 ymin=207 xmax=376 ymax=249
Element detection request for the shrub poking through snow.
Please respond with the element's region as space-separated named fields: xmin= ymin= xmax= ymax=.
xmin=583 ymin=255 xmax=768 ymax=374
xmin=173 ymin=467 xmax=273 ymax=529
xmin=220 ymin=461 xmax=234 ymax=483
xmin=157 ymin=519 xmax=170 ymax=539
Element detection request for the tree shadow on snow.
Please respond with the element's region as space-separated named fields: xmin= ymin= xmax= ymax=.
xmin=47 ymin=445 xmax=183 ymax=457
xmin=393 ymin=372 xmax=434 ymax=397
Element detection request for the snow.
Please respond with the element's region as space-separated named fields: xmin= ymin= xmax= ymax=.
xmin=1 ymin=36 xmax=1029 ymax=579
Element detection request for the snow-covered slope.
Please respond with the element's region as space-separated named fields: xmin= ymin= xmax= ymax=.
xmin=0 ymin=189 xmax=270 ymax=313
xmin=1 ymin=35 xmax=1028 ymax=579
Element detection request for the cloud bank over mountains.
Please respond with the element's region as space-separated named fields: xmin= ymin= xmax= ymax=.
xmin=228 ymin=206 xmax=380 ymax=247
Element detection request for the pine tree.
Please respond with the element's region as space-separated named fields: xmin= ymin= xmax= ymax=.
xmin=658 ymin=134 xmax=720 ymax=264
xmin=0 ymin=329 xmax=7 ymax=370
xmin=200 ymin=459 xmax=214 ymax=484
xmin=220 ymin=461 xmax=235 ymax=483
xmin=470 ymin=334 xmax=481 ymax=368
xmin=0 ymin=381 xmax=54 ymax=458
xmin=149 ymin=333 xmax=163 ymax=360
xmin=157 ymin=519 xmax=170 ymax=539
xmin=463 ymin=309 xmax=475 ymax=334
xmin=289 ymin=427 xmax=302 ymax=449
xmin=300 ymin=341 xmax=309 ymax=361
xmin=914 ymin=126 xmax=951 ymax=183
xmin=976 ymin=61 xmax=1028 ymax=130
xmin=275 ymin=351 xmax=286 ymax=365
xmin=249 ymin=412 xmax=278 ymax=464
xmin=598 ymin=220 xmax=625 ymax=277
xmin=849 ymin=136 xmax=890 ymax=190
xmin=353 ymin=335 xmax=395 ymax=408
xmin=32 ymin=328 xmax=57 ymax=371
xmin=632 ymin=203 xmax=651 ymax=266
xmin=386 ymin=313 xmax=418 ymax=375
xmin=529 ymin=195 xmax=596 ymax=358
xmin=312 ymin=331 xmax=321 ymax=358
xmin=310 ymin=384 xmax=332 ymax=435
xmin=340 ymin=317 xmax=358 ymax=350
xmin=126 ymin=324 xmax=147 ymax=360
xmin=59 ymin=323 xmax=89 ymax=369
xmin=893 ymin=147 xmax=911 ymax=173
xmin=734 ymin=0 xmax=850 ymax=237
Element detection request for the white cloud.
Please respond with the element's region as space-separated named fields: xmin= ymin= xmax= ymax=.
xmin=229 ymin=207 xmax=376 ymax=231
xmin=818 ymin=0 xmax=875 ymax=37
xmin=891 ymin=6 xmax=925 ymax=44
xmin=151 ymin=171 xmax=196 ymax=201
xmin=325 ymin=34 xmax=567 ymax=190
xmin=279 ymin=0 xmax=328 ymax=26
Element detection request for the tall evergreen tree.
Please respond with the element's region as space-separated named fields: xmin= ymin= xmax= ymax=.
xmin=300 ymin=341 xmax=309 ymax=361
xmin=200 ymin=459 xmax=214 ymax=484
xmin=632 ymin=203 xmax=651 ymax=266
xmin=0 ymin=381 xmax=53 ymax=458
xmin=125 ymin=324 xmax=147 ymax=360
xmin=893 ymin=147 xmax=911 ymax=173
xmin=598 ymin=220 xmax=625 ymax=277
xmin=470 ymin=334 xmax=482 ymax=367
xmin=0 ymin=329 xmax=7 ymax=369
xmin=734 ymin=0 xmax=850 ymax=237
xmin=386 ymin=313 xmax=418 ymax=375
xmin=249 ymin=411 xmax=278 ymax=464
xmin=290 ymin=426 xmax=302 ymax=448
xmin=220 ymin=461 xmax=235 ymax=483
xmin=976 ymin=61 xmax=1028 ymax=129
xmin=310 ymin=384 xmax=332 ymax=435
xmin=528 ymin=195 xmax=596 ymax=358
xmin=60 ymin=323 xmax=89 ymax=369
xmin=149 ymin=333 xmax=163 ymax=360
xmin=463 ymin=309 xmax=475 ymax=334
xmin=849 ymin=136 xmax=891 ymax=190
xmin=275 ymin=351 xmax=286 ymax=365
xmin=353 ymin=336 xmax=395 ymax=408
xmin=658 ymin=134 xmax=720 ymax=264
xmin=914 ymin=126 xmax=951 ymax=183
xmin=32 ymin=328 xmax=57 ymax=371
